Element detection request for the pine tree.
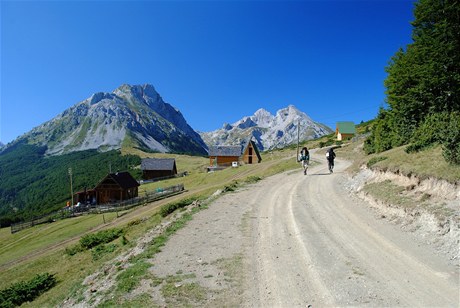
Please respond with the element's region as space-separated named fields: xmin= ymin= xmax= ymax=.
xmin=366 ymin=0 xmax=460 ymax=155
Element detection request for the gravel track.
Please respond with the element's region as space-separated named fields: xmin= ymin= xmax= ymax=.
xmin=243 ymin=156 xmax=459 ymax=306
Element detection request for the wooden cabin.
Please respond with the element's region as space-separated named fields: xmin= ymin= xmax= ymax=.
xmin=336 ymin=122 xmax=356 ymax=141
xmin=209 ymin=145 xmax=242 ymax=167
xmin=241 ymin=139 xmax=262 ymax=164
xmin=94 ymin=172 xmax=139 ymax=204
xmin=208 ymin=139 xmax=262 ymax=168
xmin=141 ymin=158 xmax=177 ymax=180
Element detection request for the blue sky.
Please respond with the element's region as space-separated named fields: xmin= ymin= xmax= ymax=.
xmin=1 ymin=0 xmax=414 ymax=144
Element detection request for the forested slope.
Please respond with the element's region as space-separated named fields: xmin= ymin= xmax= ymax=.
xmin=0 ymin=142 xmax=141 ymax=227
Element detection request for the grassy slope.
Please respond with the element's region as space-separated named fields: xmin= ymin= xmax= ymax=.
xmin=314 ymin=121 xmax=460 ymax=184
xmin=334 ymin=145 xmax=460 ymax=185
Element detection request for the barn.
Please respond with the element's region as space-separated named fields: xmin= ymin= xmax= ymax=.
xmin=141 ymin=158 xmax=177 ymax=180
xmin=94 ymin=172 xmax=139 ymax=204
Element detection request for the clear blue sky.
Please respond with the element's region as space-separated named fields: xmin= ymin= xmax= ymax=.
xmin=1 ymin=0 xmax=415 ymax=144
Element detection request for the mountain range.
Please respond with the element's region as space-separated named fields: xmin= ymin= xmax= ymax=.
xmin=200 ymin=105 xmax=332 ymax=151
xmin=2 ymin=84 xmax=332 ymax=156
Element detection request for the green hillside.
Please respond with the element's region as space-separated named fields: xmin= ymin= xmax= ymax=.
xmin=0 ymin=142 xmax=141 ymax=227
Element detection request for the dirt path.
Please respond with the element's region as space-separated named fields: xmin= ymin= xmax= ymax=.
xmin=148 ymin=154 xmax=459 ymax=306
xmin=244 ymin=157 xmax=459 ymax=306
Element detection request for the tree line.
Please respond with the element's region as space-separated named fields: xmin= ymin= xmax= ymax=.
xmin=364 ymin=0 xmax=459 ymax=164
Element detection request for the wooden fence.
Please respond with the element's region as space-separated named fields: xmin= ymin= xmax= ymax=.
xmin=11 ymin=184 xmax=185 ymax=234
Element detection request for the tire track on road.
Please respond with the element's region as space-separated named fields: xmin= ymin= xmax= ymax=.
xmin=245 ymin=154 xmax=459 ymax=306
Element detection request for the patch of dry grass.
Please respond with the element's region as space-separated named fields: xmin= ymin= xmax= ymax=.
xmin=363 ymin=180 xmax=418 ymax=211
xmin=363 ymin=145 xmax=460 ymax=184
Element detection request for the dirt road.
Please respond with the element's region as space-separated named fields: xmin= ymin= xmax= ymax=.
xmin=135 ymin=154 xmax=459 ymax=307
xmin=243 ymin=157 xmax=459 ymax=307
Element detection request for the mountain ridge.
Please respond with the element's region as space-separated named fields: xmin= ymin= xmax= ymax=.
xmin=200 ymin=105 xmax=332 ymax=151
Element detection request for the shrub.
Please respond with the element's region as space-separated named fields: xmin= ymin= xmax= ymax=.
xmin=160 ymin=198 xmax=194 ymax=217
xmin=405 ymin=112 xmax=451 ymax=153
xmin=245 ymin=176 xmax=262 ymax=184
xmin=223 ymin=181 xmax=239 ymax=192
xmin=127 ymin=218 xmax=142 ymax=228
xmin=0 ymin=273 xmax=57 ymax=308
xmin=442 ymin=112 xmax=460 ymax=165
xmin=80 ymin=228 xmax=124 ymax=250
xmin=64 ymin=244 xmax=84 ymax=256
xmin=403 ymin=111 xmax=460 ymax=165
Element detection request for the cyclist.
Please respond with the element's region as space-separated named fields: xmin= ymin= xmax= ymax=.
xmin=326 ymin=147 xmax=336 ymax=173
xmin=299 ymin=146 xmax=310 ymax=175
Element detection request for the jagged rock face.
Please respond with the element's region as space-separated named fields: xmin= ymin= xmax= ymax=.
xmin=19 ymin=84 xmax=208 ymax=155
xmin=200 ymin=105 xmax=332 ymax=151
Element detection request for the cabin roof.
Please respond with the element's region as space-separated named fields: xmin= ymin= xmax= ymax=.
xmin=96 ymin=171 xmax=139 ymax=189
xmin=336 ymin=121 xmax=356 ymax=134
xmin=209 ymin=145 xmax=242 ymax=157
xmin=141 ymin=158 xmax=176 ymax=171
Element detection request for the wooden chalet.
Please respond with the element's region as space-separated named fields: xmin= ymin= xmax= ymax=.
xmin=141 ymin=158 xmax=177 ymax=180
xmin=209 ymin=145 xmax=242 ymax=167
xmin=208 ymin=139 xmax=262 ymax=168
xmin=94 ymin=172 xmax=139 ymax=204
xmin=241 ymin=139 xmax=262 ymax=164
xmin=336 ymin=122 xmax=356 ymax=141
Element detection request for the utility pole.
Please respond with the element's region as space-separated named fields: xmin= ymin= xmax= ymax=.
xmin=68 ymin=167 xmax=74 ymax=207
xmin=296 ymin=120 xmax=300 ymax=162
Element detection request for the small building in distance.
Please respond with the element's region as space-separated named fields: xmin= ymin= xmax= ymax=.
xmin=241 ymin=139 xmax=262 ymax=164
xmin=208 ymin=139 xmax=262 ymax=169
xmin=336 ymin=122 xmax=356 ymax=141
xmin=141 ymin=158 xmax=177 ymax=180
xmin=94 ymin=171 xmax=139 ymax=204
xmin=209 ymin=145 xmax=242 ymax=167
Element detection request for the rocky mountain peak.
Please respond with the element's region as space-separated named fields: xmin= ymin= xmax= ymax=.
xmin=11 ymin=84 xmax=208 ymax=156
xmin=252 ymin=108 xmax=274 ymax=127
